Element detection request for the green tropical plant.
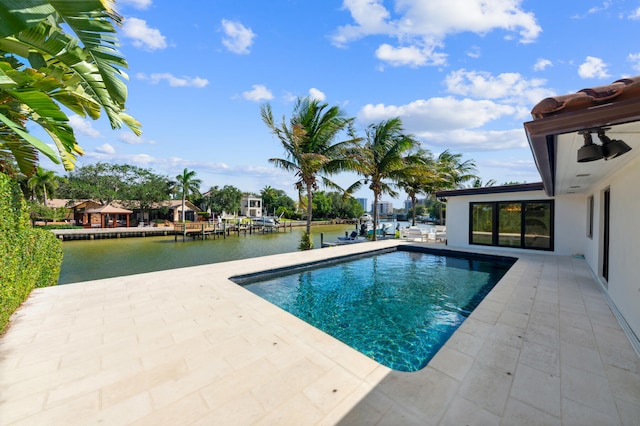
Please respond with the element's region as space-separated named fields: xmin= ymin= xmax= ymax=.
xmin=261 ymin=97 xmax=361 ymax=249
xmin=0 ymin=0 xmax=141 ymax=176
xmin=175 ymin=168 xmax=201 ymax=223
xmin=27 ymin=165 xmax=57 ymax=204
xmin=347 ymin=118 xmax=420 ymax=240
xmin=397 ymin=149 xmax=436 ymax=226
xmin=432 ymin=150 xmax=478 ymax=224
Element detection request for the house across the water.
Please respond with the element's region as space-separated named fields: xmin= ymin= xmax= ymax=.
xmin=436 ymin=76 xmax=640 ymax=354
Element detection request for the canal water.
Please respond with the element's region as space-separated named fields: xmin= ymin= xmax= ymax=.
xmin=59 ymin=224 xmax=358 ymax=284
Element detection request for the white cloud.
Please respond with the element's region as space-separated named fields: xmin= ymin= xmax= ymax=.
xmin=375 ymin=43 xmax=446 ymax=67
xmin=444 ymin=69 xmax=554 ymax=107
xmin=243 ymin=84 xmax=273 ymax=102
xmin=628 ymin=53 xmax=640 ymax=71
xmin=418 ymin=128 xmax=529 ymax=151
xmin=136 ymin=72 xmax=209 ymax=88
xmin=533 ymin=58 xmax=552 ymax=71
xmin=358 ymin=97 xmax=515 ymax=132
xmin=118 ymin=0 xmax=152 ymax=10
xmin=95 ymin=143 xmax=115 ymax=155
xmin=308 ymin=88 xmax=326 ymax=101
xmin=466 ymin=46 xmax=481 ymax=59
xmin=629 ymin=7 xmax=640 ymax=20
xmin=332 ymin=0 xmax=541 ymax=67
xmin=69 ymin=115 xmax=101 ymax=138
xmin=122 ymin=17 xmax=167 ymax=50
xmin=221 ymin=19 xmax=256 ymax=54
xmin=118 ymin=132 xmax=155 ymax=145
xmin=578 ymin=56 xmax=610 ymax=79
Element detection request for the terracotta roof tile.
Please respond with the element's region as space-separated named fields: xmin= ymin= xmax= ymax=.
xmin=531 ymin=76 xmax=640 ymax=119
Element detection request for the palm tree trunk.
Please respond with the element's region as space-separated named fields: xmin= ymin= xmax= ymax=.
xmin=411 ymin=196 xmax=416 ymax=226
xmin=181 ymin=194 xmax=186 ymax=223
xmin=372 ymin=192 xmax=379 ymax=241
xmin=306 ymin=183 xmax=312 ymax=235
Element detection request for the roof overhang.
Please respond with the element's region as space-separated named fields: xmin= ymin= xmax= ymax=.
xmin=435 ymin=182 xmax=544 ymax=199
xmin=524 ymin=77 xmax=640 ymax=197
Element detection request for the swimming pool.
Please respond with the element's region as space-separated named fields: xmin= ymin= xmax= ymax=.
xmin=233 ymin=247 xmax=515 ymax=372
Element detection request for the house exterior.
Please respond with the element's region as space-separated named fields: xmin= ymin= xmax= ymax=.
xmin=46 ymin=199 xmax=201 ymax=225
xmin=241 ymin=195 xmax=263 ymax=217
xmin=436 ymin=76 xmax=640 ymax=352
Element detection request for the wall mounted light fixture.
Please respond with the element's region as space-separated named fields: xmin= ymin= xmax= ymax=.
xmin=577 ymin=131 xmax=603 ymax=162
xmin=577 ymin=128 xmax=631 ymax=163
xmin=597 ymin=128 xmax=632 ymax=160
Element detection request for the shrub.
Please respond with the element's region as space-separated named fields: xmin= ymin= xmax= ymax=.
xmin=298 ymin=232 xmax=313 ymax=250
xmin=0 ymin=174 xmax=62 ymax=332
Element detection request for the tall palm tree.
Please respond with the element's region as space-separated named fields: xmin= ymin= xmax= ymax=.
xmin=435 ymin=150 xmax=478 ymax=190
xmin=347 ymin=118 xmax=419 ymax=241
xmin=261 ymin=97 xmax=360 ymax=248
xmin=175 ymin=168 xmax=201 ymax=223
xmin=260 ymin=185 xmax=277 ymax=216
xmin=397 ymin=149 xmax=436 ymax=226
xmin=433 ymin=150 xmax=478 ymax=224
xmin=0 ymin=0 xmax=141 ymax=176
xmin=27 ymin=166 xmax=57 ymax=205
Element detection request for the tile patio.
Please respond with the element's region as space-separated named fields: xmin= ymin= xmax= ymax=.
xmin=1 ymin=240 xmax=639 ymax=425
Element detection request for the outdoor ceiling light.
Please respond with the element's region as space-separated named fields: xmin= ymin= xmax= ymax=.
xmin=577 ymin=131 xmax=604 ymax=162
xmin=597 ymin=128 xmax=632 ymax=160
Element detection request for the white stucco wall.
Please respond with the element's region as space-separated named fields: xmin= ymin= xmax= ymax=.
xmin=444 ymin=156 xmax=640 ymax=342
xmin=581 ymin=155 xmax=640 ymax=340
xmin=444 ymin=190 xmax=584 ymax=256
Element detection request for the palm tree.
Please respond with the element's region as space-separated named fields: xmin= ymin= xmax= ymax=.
xmin=27 ymin=166 xmax=57 ymax=205
xmin=435 ymin=150 xmax=478 ymax=189
xmin=433 ymin=150 xmax=478 ymax=224
xmin=175 ymin=168 xmax=202 ymax=223
xmin=260 ymin=185 xmax=277 ymax=216
xmin=397 ymin=150 xmax=436 ymax=226
xmin=0 ymin=1 xmax=141 ymax=176
xmin=261 ymin=97 xmax=360 ymax=249
xmin=347 ymin=118 xmax=420 ymax=241
xmin=471 ymin=178 xmax=497 ymax=188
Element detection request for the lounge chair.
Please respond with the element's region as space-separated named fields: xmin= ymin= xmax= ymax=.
xmin=338 ymin=231 xmax=359 ymax=241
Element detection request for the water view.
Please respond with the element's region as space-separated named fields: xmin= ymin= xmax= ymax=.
xmin=59 ymin=224 xmax=356 ymax=284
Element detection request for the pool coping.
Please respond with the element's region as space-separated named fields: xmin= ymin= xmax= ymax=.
xmin=1 ymin=240 xmax=639 ymax=424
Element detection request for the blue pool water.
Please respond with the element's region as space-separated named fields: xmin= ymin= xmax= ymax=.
xmin=237 ymin=247 xmax=515 ymax=372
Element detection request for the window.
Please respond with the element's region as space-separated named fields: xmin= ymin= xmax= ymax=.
xmin=469 ymin=200 xmax=553 ymax=251
xmin=587 ymin=195 xmax=594 ymax=239
xmin=471 ymin=203 xmax=493 ymax=245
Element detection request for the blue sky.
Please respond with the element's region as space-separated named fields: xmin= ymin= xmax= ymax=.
xmin=40 ymin=0 xmax=640 ymax=208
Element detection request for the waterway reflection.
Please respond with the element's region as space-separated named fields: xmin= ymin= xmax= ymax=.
xmin=59 ymin=224 xmax=356 ymax=284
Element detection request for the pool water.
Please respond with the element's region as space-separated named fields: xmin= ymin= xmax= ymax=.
xmin=238 ymin=248 xmax=514 ymax=372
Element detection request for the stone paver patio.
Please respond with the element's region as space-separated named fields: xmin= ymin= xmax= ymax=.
xmin=1 ymin=240 xmax=639 ymax=425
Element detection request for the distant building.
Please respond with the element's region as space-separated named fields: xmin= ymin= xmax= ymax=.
xmin=404 ymin=198 xmax=426 ymax=213
xmin=356 ymin=198 xmax=367 ymax=213
xmin=240 ymin=195 xmax=263 ymax=217
xmin=376 ymin=201 xmax=393 ymax=215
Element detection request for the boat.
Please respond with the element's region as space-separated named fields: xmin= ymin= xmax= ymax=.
xmin=366 ymin=222 xmax=394 ymax=236
xmin=251 ymin=216 xmax=280 ymax=228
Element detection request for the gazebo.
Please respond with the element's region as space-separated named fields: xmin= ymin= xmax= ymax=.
xmin=85 ymin=204 xmax=133 ymax=228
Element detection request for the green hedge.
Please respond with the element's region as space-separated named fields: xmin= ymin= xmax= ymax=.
xmin=0 ymin=174 xmax=62 ymax=332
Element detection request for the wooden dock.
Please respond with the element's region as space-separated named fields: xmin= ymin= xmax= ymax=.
xmin=50 ymin=220 xmax=314 ymax=241
xmin=51 ymin=226 xmax=175 ymax=241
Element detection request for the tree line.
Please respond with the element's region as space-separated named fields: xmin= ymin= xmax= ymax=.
xmin=261 ymin=98 xmax=479 ymax=248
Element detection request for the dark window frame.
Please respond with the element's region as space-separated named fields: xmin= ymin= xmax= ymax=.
xmin=468 ymin=199 xmax=554 ymax=251
xmin=587 ymin=195 xmax=594 ymax=239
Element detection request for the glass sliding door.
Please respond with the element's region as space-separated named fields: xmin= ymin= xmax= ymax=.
xmin=470 ymin=203 xmax=494 ymax=245
xmin=469 ymin=200 xmax=554 ymax=251
xmin=498 ymin=203 xmax=522 ymax=247
xmin=523 ymin=202 xmax=552 ymax=249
